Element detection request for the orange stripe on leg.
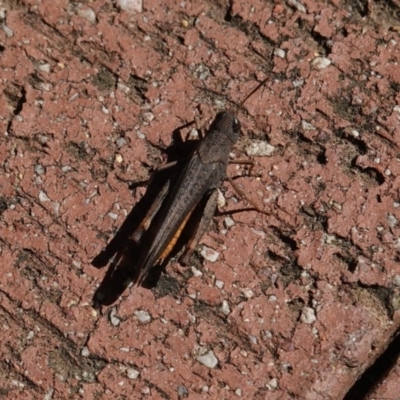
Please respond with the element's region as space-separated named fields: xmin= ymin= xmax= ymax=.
xmin=157 ymin=209 xmax=194 ymax=265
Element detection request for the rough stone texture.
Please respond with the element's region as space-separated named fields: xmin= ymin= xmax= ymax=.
xmin=1 ymin=0 xmax=400 ymax=399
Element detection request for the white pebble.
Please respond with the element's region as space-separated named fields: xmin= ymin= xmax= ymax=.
xmin=302 ymin=120 xmax=316 ymax=131
xmin=134 ymin=309 xmax=151 ymax=324
xmin=266 ymin=378 xmax=278 ymax=390
xmin=38 ymin=63 xmax=51 ymax=73
xmin=245 ymin=141 xmax=275 ymax=157
xmin=77 ymin=6 xmax=96 ymax=23
xmin=287 ymin=0 xmax=306 ymax=13
xmin=81 ymin=347 xmax=90 ymax=357
xmin=311 ymin=57 xmax=331 ymax=69
xmin=35 ymin=165 xmax=45 ymax=175
xmin=215 ymin=280 xmax=224 ymax=289
xmin=201 ymin=246 xmax=219 ymax=262
xmin=110 ymin=307 xmax=121 ymax=326
xmin=127 ymin=368 xmax=140 ymax=379
xmin=241 ymin=288 xmax=254 ymax=298
xmin=39 ymin=190 xmax=51 ymax=202
xmin=301 ymin=307 xmax=316 ymax=324
xmin=274 ymin=48 xmax=286 ymax=59
xmin=117 ymin=0 xmax=142 ymax=13
xmin=224 ymin=217 xmax=235 ymax=228
xmin=197 ymin=351 xmax=218 ymax=368
xmin=220 ymin=300 xmax=231 ymax=315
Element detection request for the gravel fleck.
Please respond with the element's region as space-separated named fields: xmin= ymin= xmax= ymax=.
xmin=241 ymin=288 xmax=254 ymax=298
xmin=215 ymin=280 xmax=224 ymax=289
xmin=274 ymin=48 xmax=285 ymax=58
xmin=177 ymin=385 xmax=188 ymax=397
xmin=108 ymin=212 xmax=118 ymax=220
xmin=197 ymin=350 xmax=218 ymax=368
xmin=34 ymin=164 xmax=45 ymax=175
xmin=301 ymin=307 xmax=316 ymax=324
xmin=201 ymin=245 xmax=219 ymax=262
xmin=245 ymin=141 xmax=275 ymax=157
xmin=224 ymin=217 xmax=235 ymax=228
xmin=387 ymin=214 xmax=397 ymax=227
xmin=61 ymin=165 xmax=72 ymax=172
xmin=134 ymin=309 xmax=151 ymax=324
xmin=302 ymin=120 xmax=316 ymax=131
xmin=191 ymin=266 xmax=203 ymax=277
xmin=39 ymin=190 xmax=51 ymax=202
xmin=38 ymin=63 xmax=51 ymax=73
xmin=266 ymin=377 xmax=278 ymax=390
xmin=77 ymin=6 xmax=96 ymax=23
xmin=116 ymin=137 xmax=127 ymax=148
xmin=127 ymin=368 xmax=140 ymax=379
xmin=220 ymin=300 xmax=231 ymax=315
xmin=110 ymin=307 xmax=121 ymax=326
xmin=287 ymin=0 xmax=306 ymax=12
xmin=117 ymin=0 xmax=143 ymax=13
xmin=81 ymin=347 xmax=90 ymax=357
xmin=311 ymin=57 xmax=331 ymax=69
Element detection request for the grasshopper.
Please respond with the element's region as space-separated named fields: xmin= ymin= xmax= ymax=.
xmin=93 ymin=79 xmax=268 ymax=306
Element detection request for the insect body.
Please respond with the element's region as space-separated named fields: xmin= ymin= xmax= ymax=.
xmin=94 ymin=79 xmax=269 ymax=306
xmin=134 ymin=111 xmax=241 ymax=285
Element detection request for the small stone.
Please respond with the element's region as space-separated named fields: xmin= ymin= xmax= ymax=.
xmin=117 ymin=0 xmax=143 ymax=13
xmin=110 ymin=307 xmax=121 ymax=326
xmin=197 ymin=351 xmax=218 ymax=368
xmin=241 ymin=288 xmax=254 ymax=298
xmin=127 ymin=368 xmax=140 ymax=379
xmin=116 ymin=137 xmax=127 ymax=148
xmin=134 ymin=309 xmax=151 ymax=324
xmin=224 ymin=217 xmax=235 ymax=228
xmin=191 ymin=266 xmax=203 ymax=277
xmin=39 ymin=190 xmax=51 ymax=202
xmin=248 ymin=335 xmax=257 ymax=344
xmin=217 ymin=189 xmax=226 ymax=208
xmin=302 ymin=120 xmax=316 ymax=131
xmin=387 ymin=214 xmax=397 ymax=227
xmin=287 ymin=0 xmax=306 ymax=12
xmin=34 ymin=165 xmax=45 ymax=175
xmin=201 ymin=246 xmax=219 ymax=262
xmin=274 ymin=48 xmax=285 ymax=58
xmin=38 ymin=63 xmax=51 ymax=73
xmin=108 ymin=212 xmax=118 ymax=220
xmin=115 ymin=154 xmax=123 ymax=163
xmin=311 ymin=57 xmax=331 ymax=69
xmin=81 ymin=347 xmax=90 ymax=357
xmin=177 ymin=385 xmax=188 ymax=397
xmin=393 ymin=275 xmax=400 ymax=287
xmin=2 ymin=23 xmax=13 ymax=37
xmin=215 ymin=280 xmax=224 ymax=289
xmin=245 ymin=141 xmax=275 ymax=157
xmin=220 ymin=300 xmax=231 ymax=315
xmin=301 ymin=307 xmax=316 ymax=324
xmin=266 ymin=378 xmax=278 ymax=390
xmin=235 ymin=388 xmax=242 ymax=396
xmin=77 ymin=6 xmax=96 ymax=23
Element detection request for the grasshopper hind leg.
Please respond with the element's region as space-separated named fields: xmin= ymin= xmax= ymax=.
xmin=179 ymin=189 xmax=219 ymax=265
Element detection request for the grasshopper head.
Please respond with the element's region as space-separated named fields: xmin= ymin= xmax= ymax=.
xmin=210 ymin=111 xmax=241 ymax=143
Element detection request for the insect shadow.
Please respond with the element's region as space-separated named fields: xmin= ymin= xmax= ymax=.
xmin=91 ymin=122 xmax=199 ymax=307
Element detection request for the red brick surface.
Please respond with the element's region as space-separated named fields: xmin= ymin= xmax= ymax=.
xmin=1 ymin=0 xmax=400 ymax=399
